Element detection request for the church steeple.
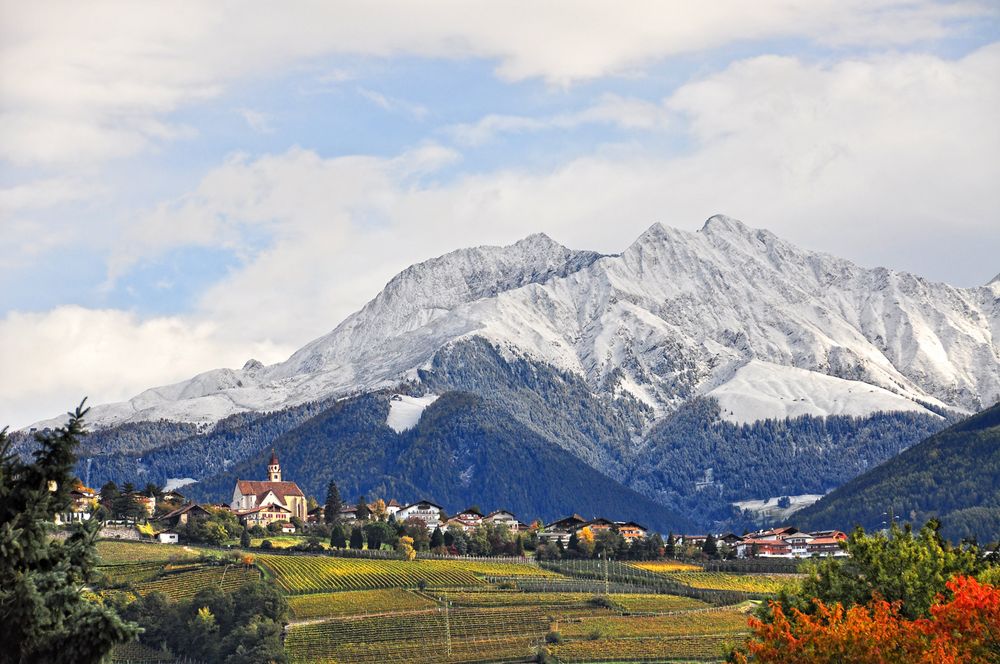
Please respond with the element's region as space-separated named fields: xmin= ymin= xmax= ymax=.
xmin=268 ymin=449 xmax=281 ymax=482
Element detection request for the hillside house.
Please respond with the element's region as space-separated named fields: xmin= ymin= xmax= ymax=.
xmin=157 ymin=503 xmax=214 ymax=528
xmin=231 ymin=451 xmax=307 ymax=526
xmin=157 ymin=532 xmax=179 ymax=544
xmin=396 ymin=500 xmax=444 ymax=530
xmin=484 ymin=510 xmax=518 ymax=531
xmin=55 ymin=483 xmax=97 ymax=525
xmin=447 ymin=508 xmax=484 ymax=532
xmin=386 ymin=499 xmax=402 ymax=519
xmin=614 ymin=521 xmax=647 ymax=541
xmin=539 ymin=514 xmax=587 ymax=545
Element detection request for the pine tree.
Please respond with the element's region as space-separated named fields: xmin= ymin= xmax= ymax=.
xmin=324 ymin=480 xmax=342 ymax=525
xmin=349 ymin=526 xmax=365 ymax=550
xmin=515 ymin=534 xmax=525 ymax=557
xmin=702 ymin=533 xmax=718 ymax=557
xmin=666 ymin=532 xmax=677 ymax=557
xmin=430 ymin=526 xmax=444 ymax=549
xmin=355 ymin=495 xmax=371 ymax=522
xmin=330 ymin=525 xmax=347 ymax=549
xmin=0 ymin=402 xmax=138 ymax=663
xmin=240 ymin=527 xmax=251 ymax=548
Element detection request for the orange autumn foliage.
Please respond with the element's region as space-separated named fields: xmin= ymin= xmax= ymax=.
xmin=737 ymin=575 xmax=1000 ymax=664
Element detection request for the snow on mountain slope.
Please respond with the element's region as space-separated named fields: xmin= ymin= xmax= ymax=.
xmin=707 ymin=360 xmax=940 ymax=424
xmin=385 ymin=394 xmax=439 ymax=433
xmin=31 ymin=215 xmax=1000 ymax=430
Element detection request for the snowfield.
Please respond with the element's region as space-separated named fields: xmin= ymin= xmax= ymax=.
xmin=385 ymin=394 xmax=439 ymax=433
xmin=30 ymin=215 xmax=1000 ymax=431
xmin=708 ymin=360 xmax=942 ymax=424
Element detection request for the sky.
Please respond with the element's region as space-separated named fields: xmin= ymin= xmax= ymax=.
xmin=1 ymin=1 xmax=999 ymax=429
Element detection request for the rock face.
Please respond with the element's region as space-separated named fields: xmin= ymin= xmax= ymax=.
xmin=32 ymin=215 xmax=1000 ymax=430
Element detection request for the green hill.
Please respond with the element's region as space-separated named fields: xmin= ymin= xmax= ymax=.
xmin=796 ymin=403 xmax=1000 ymax=542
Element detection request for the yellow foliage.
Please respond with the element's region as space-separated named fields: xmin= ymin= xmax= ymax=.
xmin=578 ymin=527 xmax=595 ymax=544
xmin=397 ymin=535 xmax=416 ymax=561
xmin=137 ymin=523 xmax=155 ymax=537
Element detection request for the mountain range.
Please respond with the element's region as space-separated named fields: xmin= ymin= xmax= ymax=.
xmin=20 ymin=216 xmax=1000 ymax=531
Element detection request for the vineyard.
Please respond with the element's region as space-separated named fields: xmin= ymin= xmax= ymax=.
xmin=95 ymin=540 xmax=197 ymax=565
xmin=287 ymin=589 xmax=436 ymax=619
xmin=662 ymin=571 xmax=801 ymax=594
xmin=285 ymin=606 xmax=549 ymax=663
xmin=134 ymin=564 xmax=261 ymax=602
xmin=608 ymin=593 xmax=712 ymax=613
xmin=558 ymin=607 xmax=750 ymax=639
xmin=548 ymin=634 xmax=744 ymax=662
xmin=433 ymin=590 xmax=595 ymax=608
xmin=630 ymin=560 xmax=702 ymax=573
xmin=259 ymin=555 xmax=553 ymax=593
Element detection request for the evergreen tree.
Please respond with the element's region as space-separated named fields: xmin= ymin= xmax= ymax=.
xmin=330 ymin=526 xmax=347 ymax=549
xmin=430 ymin=526 xmax=444 ymax=549
xmin=324 ymin=480 xmax=342 ymax=525
xmin=355 ymin=495 xmax=371 ymax=522
xmin=0 ymin=403 xmax=138 ymax=663
xmin=665 ymin=532 xmax=676 ymax=557
xmin=349 ymin=526 xmax=365 ymax=550
xmin=240 ymin=527 xmax=251 ymax=549
xmin=702 ymin=533 xmax=718 ymax=557
xmin=515 ymin=534 xmax=525 ymax=557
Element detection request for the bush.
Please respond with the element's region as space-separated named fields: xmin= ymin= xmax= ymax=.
xmin=544 ymin=630 xmax=563 ymax=644
xmin=259 ymin=539 xmax=273 ymax=550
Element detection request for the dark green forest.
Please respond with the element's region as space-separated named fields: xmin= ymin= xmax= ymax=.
xmin=796 ymin=403 xmax=1000 ymax=542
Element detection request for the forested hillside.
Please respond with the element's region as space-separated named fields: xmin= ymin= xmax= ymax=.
xmin=188 ymin=392 xmax=696 ymax=533
xmin=796 ymin=403 xmax=1000 ymax=541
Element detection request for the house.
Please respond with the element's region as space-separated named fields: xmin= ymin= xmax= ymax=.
xmin=395 ymin=500 xmax=444 ymax=530
xmin=339 ymin=505 xmax=358 ymax=522
xmin=484 ymin=510 xmax=518 ymax=531
xmin=679 ymin=535 xmax=709 ymax=548
xmin=581 ymin=517 xmax=615 ymax=533
xmin=307 ymin=506 xmax=325 ymax=524
xmin=157 ymin=503 xmax=214 ymax=528
xmin=539 ymin=514 xmax=587 ymax=545
xmin=280 ymin=522 xmax=296 ymax=534
xmin=718 ymin=532 xmax=742 ymax=546
xmin=237 ymin=504 xmax=295 ymax=529
xmin=55 ymin=483 xmax=97 ymax=525
xmin=130 ymin=493 xmax=156 ymax=517
xmin=806 ymin=536 xmax=848 ymax=557
xmin=386 ymin=499 xmax=402 ymax=519
xmin=231 ymin=451 xmax=307 ymax=526
xmin=157 ymin=532 xmax=179 ymax=544
xmin=447 ymin=507 xmax=483 ymax=532
xmin=161 ymin=490 xmax=186 ymax=504
xmin=614 ymin=521 xmax=647 ymax=541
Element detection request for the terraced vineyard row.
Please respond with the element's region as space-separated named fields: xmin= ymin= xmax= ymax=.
xmin=288 ymin=589 xmax=436 ymax=619
xmin=548 ymin=634 xmax=745 ymax=662
xmin=97 ymin=561 xmax=170 ymax=585
xmin=629 ymin=560 xmax=702 ymax=573
xmin=434 ymin=590 xmax=595 ymax=607
xmin=664 ymin=571 xmax=801 ymax=594
xmin=558 ymin=607 xmax=750 ymax=639
xmin=608 ymin=593 xmax=712 ymax=613
xmin=260 ymin=554 xmax=553 ymax=593
xmin=135 ymin=564 xmax=260 ymax=602
xmin=285 ymin=606 xmax=548 ymax=663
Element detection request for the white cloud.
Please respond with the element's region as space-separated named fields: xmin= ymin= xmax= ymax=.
xmin=447 ymin=94 xmax=671 ymax=145
xmin=0 ymin=306 xmax=292 ymax=429
xmin=357 ymin=88 xmax=429 ymax=119
xmin=238 ymin=108 xmax=274 ymax=133
xmin=1 ymin=1 xmax=992 ymax=164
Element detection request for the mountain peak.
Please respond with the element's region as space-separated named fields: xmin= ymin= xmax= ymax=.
xmin=699 ymin=214 xmax=750 ymax=234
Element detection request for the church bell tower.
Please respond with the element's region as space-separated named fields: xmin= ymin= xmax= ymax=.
xmin=268 ymin=449 xmax=282 ymax=482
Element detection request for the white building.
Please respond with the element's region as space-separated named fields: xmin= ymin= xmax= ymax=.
xmin=396 ymin=500 xmax=444 ymax=530
xmin=484 ymin=510 xmax=518 ymax=530
xmin=158 ymin=532 xmax=179 ymax=544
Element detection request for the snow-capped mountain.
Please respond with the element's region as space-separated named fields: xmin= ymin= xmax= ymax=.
xmin=33 ymin=215 xmax=1000 ymax=430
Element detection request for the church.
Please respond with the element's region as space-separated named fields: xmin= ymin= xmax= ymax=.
xmin=231 ymin=450 xmax=307 ymax=527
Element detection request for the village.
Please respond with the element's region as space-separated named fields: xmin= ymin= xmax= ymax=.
xmin=59 ymin=452 xmax=848 ymax=561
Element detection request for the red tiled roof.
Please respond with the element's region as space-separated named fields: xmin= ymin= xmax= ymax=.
xmin=236 ymin=480 xmax=304 ymax=502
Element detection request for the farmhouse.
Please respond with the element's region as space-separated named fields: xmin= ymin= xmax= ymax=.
xmin=231 ymin=451 xmax=307 ymax=526
xmin=615 ymin=521 xmax=647 ymax=541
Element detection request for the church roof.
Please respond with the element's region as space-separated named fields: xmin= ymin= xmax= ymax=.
xmin=236 ymin=480 xmax=305 ymax=502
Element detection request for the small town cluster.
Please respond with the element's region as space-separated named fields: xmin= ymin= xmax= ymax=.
xmin=59 ymin=452 xmax=847 ymax=559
